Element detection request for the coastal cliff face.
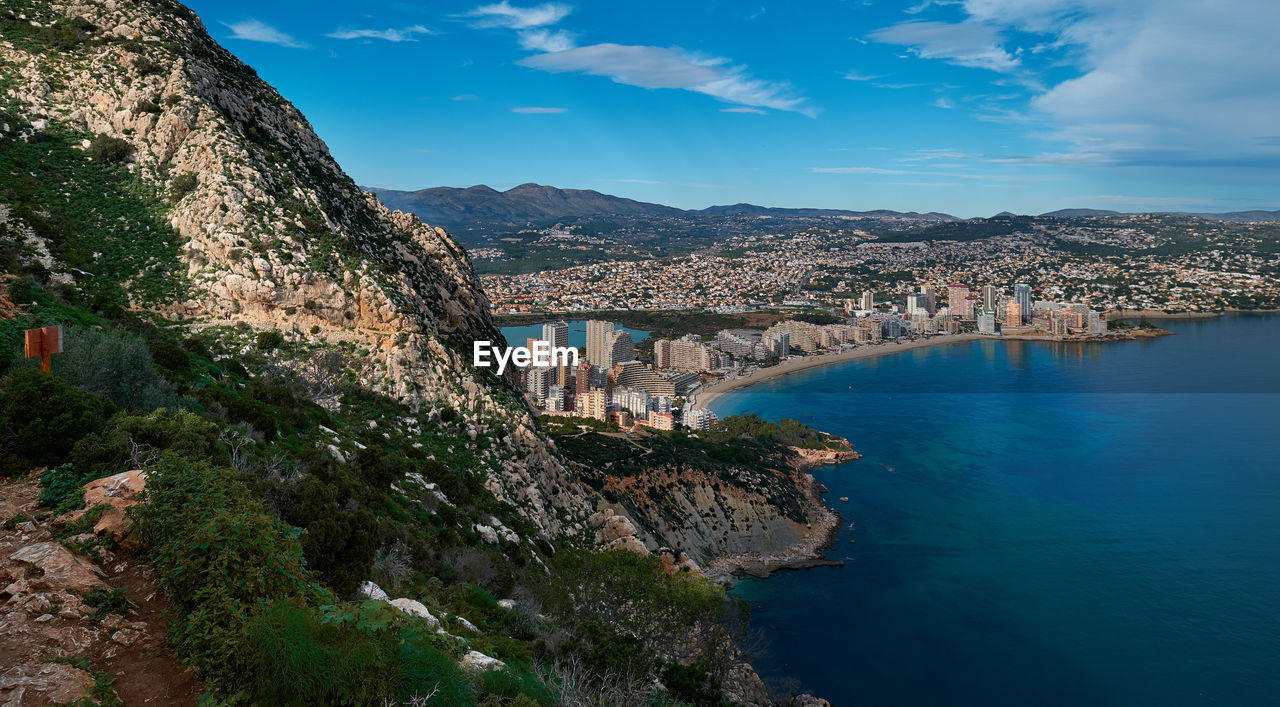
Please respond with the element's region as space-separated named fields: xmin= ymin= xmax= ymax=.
xmin=606 ymin=463 xmax=840 ymax=580
xmin=0 ymin=0 xmax=589 ymax=534
xmin=570 ymin=437 xmax=856 ymax=580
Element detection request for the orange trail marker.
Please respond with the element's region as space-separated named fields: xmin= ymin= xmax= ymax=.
xmin=24 ymin=325 xmax=62 ymax=374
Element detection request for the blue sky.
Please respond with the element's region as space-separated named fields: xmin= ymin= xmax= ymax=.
xmin=186 ymin=0 xmax=1280 ymax=217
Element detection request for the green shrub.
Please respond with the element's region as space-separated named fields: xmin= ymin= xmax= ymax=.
xmin=71 ymin=408 xmax=223 ymax=475
xmin=168 ymin=173 xmax=197 ymax=201
xmin=87 ymin=135 xmax=131 ymax=163
xmin=148 ymin=339 xmax=191 ymax=375
xmin=38 ymin=464 xmax=85 ymax=510
xmin=83 ymin=586 xmax=132 ymax=621
xmin=133 ymin=455 xmax=326 ymax=684
xmin=256 ymin=330 xmax=285 ymax=352
xmin=243 ymin=600 xmax=475 ymax=705
xmin=33 ymin=326 xmax=178 ymax=410
xmin=660 ymin=661 xmax=726 ymax=706
xmin=37 ymin=17 xmax=95 ymax=49
xmin=0 ymin=368 xmax=112 ymax=474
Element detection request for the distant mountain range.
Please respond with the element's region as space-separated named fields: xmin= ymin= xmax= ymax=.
xmin=1040 ymin=208 xmax=1280 ymax=222
xmin=368 ymin=183 xmax=958 ymax=227
xmin=368 ymin=183 xmax=1280 ymax=227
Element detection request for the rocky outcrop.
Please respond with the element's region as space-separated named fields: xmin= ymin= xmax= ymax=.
xmin=590 ymin=462 xmax=841 ymax=581
xmin=65 ymin=469 xmax=147 ymax=547
xmin=786 ymin=444 xmax=860 ymax=470
xmin=458 ymin=650 xmax=506 ymax=676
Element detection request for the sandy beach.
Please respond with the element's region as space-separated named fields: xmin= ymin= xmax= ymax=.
xmin=695 ymin=333 xmax=983 ymax=409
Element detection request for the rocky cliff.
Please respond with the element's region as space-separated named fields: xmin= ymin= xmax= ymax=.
xmin=0 ymin=0 xmax=589 ymax=535
xmin=599 ymin=461 xmax=841 ymax=581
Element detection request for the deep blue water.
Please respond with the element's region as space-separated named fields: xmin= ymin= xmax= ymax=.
xmin=499 ymin=321 xmax=650 ymax=349
xmin=713 ymin=314 xmax=1280 ymax=706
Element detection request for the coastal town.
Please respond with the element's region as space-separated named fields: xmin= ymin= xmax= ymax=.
xmin=511 ymin=280 xmax=1155 ymax=430
xmin=481 ymin=214 xmax=1280 ymax=316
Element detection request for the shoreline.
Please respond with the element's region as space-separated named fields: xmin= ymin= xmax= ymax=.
xmin=695 ymin=333 xmax=983 ymax=410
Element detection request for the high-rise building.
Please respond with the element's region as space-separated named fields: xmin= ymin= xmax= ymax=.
xmin=947 ymin=285 xmax=973 ymax=319
xmin=976 ymin=307 xmax=997 ymax=335
xmin=762 ymin=331 xmax=790 ymax=357
xmin=764 ymin=320 xmax=820 ymax=353
xmin=612 ymin=361 xmax=676 ymax=397
xmin=545 ymin=384 xmax=567 ymax=412
xmin=860 ymin=290 xmax=875 ymax=312
xmin=654 ymin=338 xmax=714 ymax=371
xmin=1088 ymin=310 xmax=1108 ymax=335
xmin=982 ymin=285 xmax=998 ymax=310
xmin=1005 ymin=300 xmax=1023 ymax=326
xmin=715 ymin=329 xmax=760 ymax=358
xmin=541 ymin=321 xmax=569 ymax=351
xmin=1014 ymin=283 xmax=1032 ymax=323
xmin=526 ymin=365 xmax=553 ymax=401
xmin=585 ymin=320 xmax=614 ymax=365
xmin=612 ymin=386 xmax=650 ymax=417
xmin=907 ymin=293 xmax=930 ymax=320
xmin=921 ymin=285 xmax=936 ymax=313
xmin=603 ymin=329 xmax=634 ymax=368
xmin=579 ymin=388 xmax=607 ymax=420
xmin=648 ymin=412 xmax=675 ymax=431
xmin=575 ymin=361 xmax=593 ymax=395
xmin=684 ymin=407 xmax=718 ymax=431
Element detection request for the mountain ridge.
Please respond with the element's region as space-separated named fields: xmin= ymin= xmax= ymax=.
xmin=372 ymin=184 xmax=1280 ymax=226
xmin=370 ymin=183 xmax=960 ymax=225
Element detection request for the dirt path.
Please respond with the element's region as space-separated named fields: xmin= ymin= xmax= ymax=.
xmin=0 ymin=475 xmax=201 ymax=705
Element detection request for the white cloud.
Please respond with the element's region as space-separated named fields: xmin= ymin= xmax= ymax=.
xmin=843 ymin=71 xmax=881 ymax=81
xmin=887 ymin=0 xmax=1280 ymax=168
xmin=518 ymin=44 xmax=814 ymax=116
xmin=511 ymin=106 xmax=569 ymax=113
xmin=722 ymin=107 xmax=766 ymax=114
xmin=327 ymin=25 xmax=432 ymax=42
xmin=518 ymin=28 xmax=575 ymax=52
xmin=451 ymin=94 xmax=478 ymax=101
xmin=934 ymin=96 xmax=954 ymax=108
xmin=867 ymin=20 xmax=1018 ymax=72
xmin=468 ymin=1 xmax=572 ymax=29
xmin=222 ymin=19 xmax=307 ymax=49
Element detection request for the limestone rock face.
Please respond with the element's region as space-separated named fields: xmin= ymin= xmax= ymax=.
xmin=0 ymin=0 xmax=593 ymax=537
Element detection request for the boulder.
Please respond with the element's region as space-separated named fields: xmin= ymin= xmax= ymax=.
xmin=388 ymin=598 xmax=440 ymax=630
xmin=604 ymin=536 xmax=649 ymax=555
xmin=358 ymin=580 xmax=388 ymax=602
xmin=600 ymin=515 xmax=637 ymax=542
xmin=497 ymin=599 xmax=517 ymax=611
xmin=453 ymin=615 xmax=479 ymax=633
xmin=473 ymin=524 xmax=499 ymax=544
xmin=458 ymin=650 xmax=506 ymax=676
xmin=8 ymin=543 xmax=103 ymax=591
xmin=79 ymin=470 xmax=147 ymax=543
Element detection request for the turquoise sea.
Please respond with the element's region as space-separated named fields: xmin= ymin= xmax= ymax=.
xmin=712 ymin=314 xmax=1280 ymax=706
